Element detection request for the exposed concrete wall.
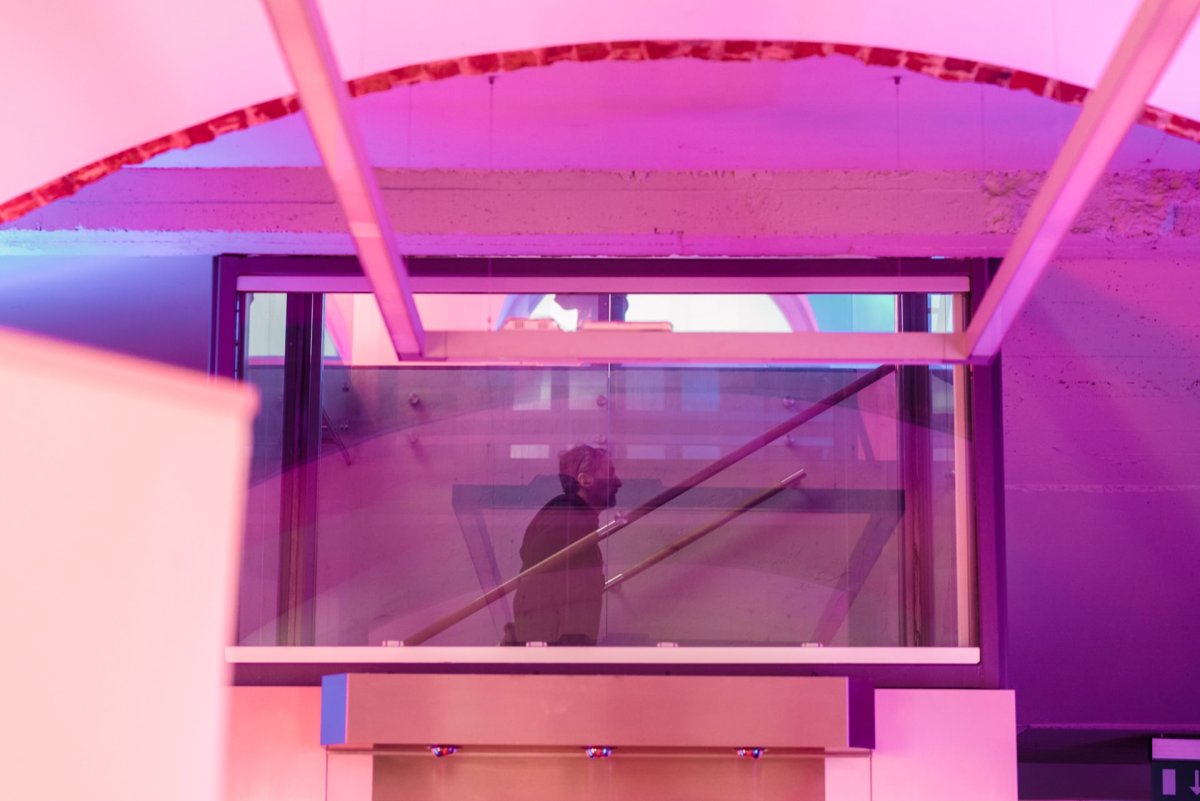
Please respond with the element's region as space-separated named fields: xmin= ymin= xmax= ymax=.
xmin=1001 ymin=257 xmax=1200 ymax=797
xmin=1003 ymin=256 xmax=1200 ymax=728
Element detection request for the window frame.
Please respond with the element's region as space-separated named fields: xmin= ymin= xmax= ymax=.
xmin=213 ymin=254 xmax=1005 ymax=689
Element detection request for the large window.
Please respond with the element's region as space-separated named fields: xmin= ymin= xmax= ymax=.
xmin=218 ymin=257 xmax=1001 ymax=681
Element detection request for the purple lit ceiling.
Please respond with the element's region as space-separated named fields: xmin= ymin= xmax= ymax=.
xmin=5 ymin=0 xmax=1200 ymax=222
xmin=145 ymin=56 xmax=1199 ymax=173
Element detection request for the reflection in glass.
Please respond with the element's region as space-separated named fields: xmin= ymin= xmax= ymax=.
xmin=310 ymin=292 xmax=922 ymax=368
xmin=235 ymin=290 xmax=975 ymax=648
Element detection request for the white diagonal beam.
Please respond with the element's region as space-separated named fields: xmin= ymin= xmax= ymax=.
xmin=965 ymin=0 xmax=1200 ymax=361
xmin=261 ymin=0 xmax=424 ymax=356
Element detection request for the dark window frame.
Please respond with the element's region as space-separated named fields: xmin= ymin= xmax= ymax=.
xmin=213 ymin=254 xmax=1005 ymax=689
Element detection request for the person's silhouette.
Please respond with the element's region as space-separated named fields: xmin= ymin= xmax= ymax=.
xmin=510 ymin=445 xmax=622 ymax=645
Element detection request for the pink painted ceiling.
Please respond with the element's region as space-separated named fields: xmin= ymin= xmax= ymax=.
xmin=4 ymin=0 xmax=1200 ymax=214
xmin=144 ymin=55 xmax=1200 ymax=173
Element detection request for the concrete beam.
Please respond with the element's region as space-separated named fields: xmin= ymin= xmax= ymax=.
xmin=3 ymin=168 xmax=1199 ymax=258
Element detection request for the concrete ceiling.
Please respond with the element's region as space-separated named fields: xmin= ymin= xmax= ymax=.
xmin=143 ymin=54 xmax=1200 ymax=173
xmin=5 ymin=51 xmax=1199 ymax=264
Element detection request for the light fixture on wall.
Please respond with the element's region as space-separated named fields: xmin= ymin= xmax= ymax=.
xmin=736 ymin=747 xmax=766 ymax=759
xmin=584 ymin=746 xmax=614 ymax=758
xmin=428 ymin=745 xmax=458 ymax=757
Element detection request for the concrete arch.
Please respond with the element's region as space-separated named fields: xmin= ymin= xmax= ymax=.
xmin=3 ymin=38 xmax=1198 ymax=224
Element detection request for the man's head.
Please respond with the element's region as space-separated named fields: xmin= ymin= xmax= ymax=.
xmin=558 ymin=444 xmax=622 ymax=509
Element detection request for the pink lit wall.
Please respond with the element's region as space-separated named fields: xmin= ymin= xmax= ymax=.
xmin=0 ymin=327 xmax=257 ymax=801
xmin=225 ymin=688 xmax=325 ymax=801
xmin=5 ymin=0 xmax=1199 ymax=212
xmin=225 ymin=687 xmax=372 ymax=801
xmin=867 ymin=689 xmax=1017 ymax=801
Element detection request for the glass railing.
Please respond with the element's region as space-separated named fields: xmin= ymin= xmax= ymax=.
xmin=238 ymin=355 xmax=973 ymax=649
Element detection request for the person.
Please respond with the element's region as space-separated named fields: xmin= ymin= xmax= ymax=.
xmin=510 ymin=444 xmax=622 ymax=645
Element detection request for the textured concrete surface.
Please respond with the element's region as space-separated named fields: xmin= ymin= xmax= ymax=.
xmin=1002 ymin=256 xmax=1200 ymax=794
xmin=4 ymin=168 xmax=1199 ymax=258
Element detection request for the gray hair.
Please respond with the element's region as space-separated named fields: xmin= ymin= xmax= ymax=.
xmin=558 ymin=444 xmax=607 ymax=494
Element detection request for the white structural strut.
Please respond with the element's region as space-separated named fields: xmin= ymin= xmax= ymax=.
xmin=261 ymin=0 xmax=425 ymax=356
xmin=423 ymin=330 xmax=966 ymax=365
xmin=965 ymin=0 xmax=1200 ymax=361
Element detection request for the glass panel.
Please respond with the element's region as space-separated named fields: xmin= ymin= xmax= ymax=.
xmin=238 ymin=293 xmax=287 ymax=645
xmin=245 ymin=292 xmax=287 ymax=361
xmin=929 ymin=293 xmax=956 ymax=333
xmin=317 ymin=292 xmax=938 ymax=368
xmin=235 ymin=292 xmax=976 ymax=649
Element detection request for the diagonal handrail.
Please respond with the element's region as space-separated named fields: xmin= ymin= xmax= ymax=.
xmin=402 ymin=364 xmax=896 ymax=646
xmin=604 ymin=468 xmax=807 ymax=593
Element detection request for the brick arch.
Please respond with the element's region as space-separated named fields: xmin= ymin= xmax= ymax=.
xmin=4 ymin=39 xmax=1199 ymax=224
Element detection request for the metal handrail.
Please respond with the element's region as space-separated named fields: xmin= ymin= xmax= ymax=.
xmin=603 ymin=468 xmax=806 ymax=593
xmin=402 ymin=364 xmax=896 ymax=646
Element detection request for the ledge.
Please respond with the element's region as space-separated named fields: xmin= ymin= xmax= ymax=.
xmin=230 ymin=645 xmax=979 ymax=666
xmin=228 ymin=646 xmax=983 ymax=687
xmin=320 ymin=673 xmax=876 ymax=749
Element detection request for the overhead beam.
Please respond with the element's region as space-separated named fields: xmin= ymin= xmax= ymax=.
xmin=964 ymin=0 xmax=1200 ymax=361
xmin=11 ymin=168 xmax=1200 ymax=260
xmin=423 ymin=330 xmax=967 ymax=365
xmin=261 ymin=0 xmax=424 ymax=356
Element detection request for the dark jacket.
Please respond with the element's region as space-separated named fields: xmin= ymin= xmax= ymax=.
xmin=512 ymin=493 xmax=604 ymax=644
xmin=519 ymin=493 xmax=603 ymax=571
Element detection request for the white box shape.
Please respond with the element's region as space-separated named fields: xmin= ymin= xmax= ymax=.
xmin=0 ymin=326 xmax=257 ymax=801
xmin=870 ymin=689 xmax=1017 ymax=801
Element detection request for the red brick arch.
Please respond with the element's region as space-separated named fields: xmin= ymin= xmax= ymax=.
xmin=4 ymin=39 xmax=1198 ymax=224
